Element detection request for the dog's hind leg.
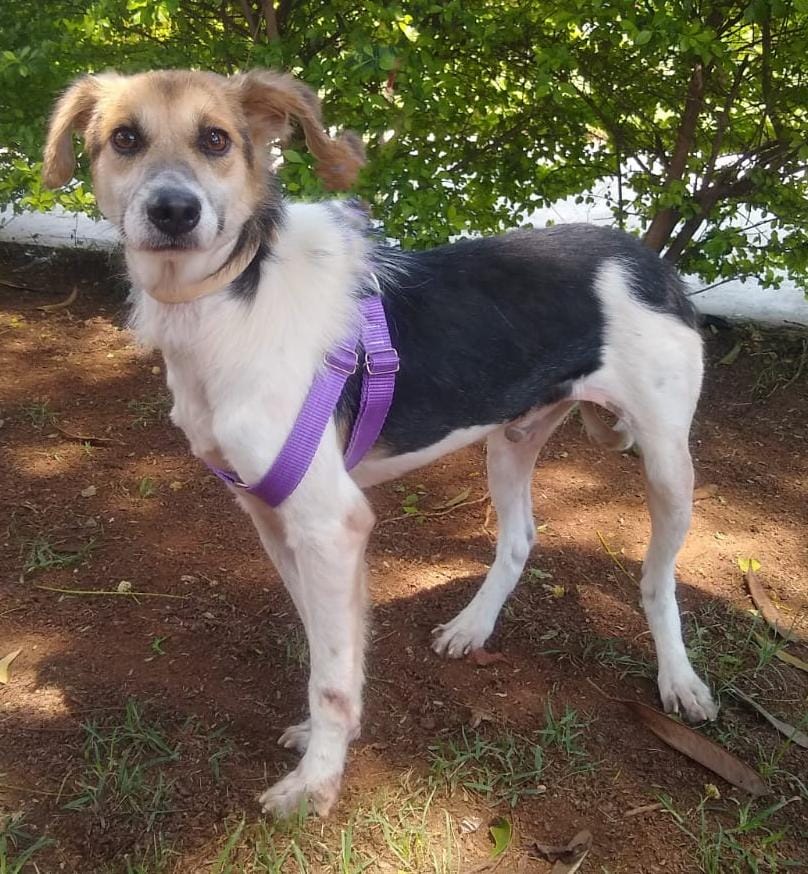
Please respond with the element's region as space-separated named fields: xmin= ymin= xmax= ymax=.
xmin=432 ymin=401 xmax=574 ymax=657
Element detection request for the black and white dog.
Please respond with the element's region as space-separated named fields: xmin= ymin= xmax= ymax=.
xmin=43 ymin=68 xmax=716 ymax=817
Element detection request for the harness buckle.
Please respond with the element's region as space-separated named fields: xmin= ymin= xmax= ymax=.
xmin=365 ymin=348 xmax=400 ymax=375
xmin=324 ymin=345 xmax=359 ymax=376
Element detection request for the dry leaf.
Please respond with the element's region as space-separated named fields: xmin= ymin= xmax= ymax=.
xmin=730 ymin=687 xmax=808 ymax=750
xmin=437 ymin=487 xmax=472 ymax=509
xmin=468 ymin=706 xmax=495 ymax=729
xmin=460 ymin=816 xmax=482 ymax=834
xmin=738 ymin=557 xmax=761 ymax=573
xmin=0 ymin=648 xmax=22 ymax=684
xmin=694 ymin=483 xmax=719 ymax=501
xmin=530 ymin=829 xmax=593 ymax=874
xmin=468 ymin=648 xmax=507 ymax=667
xmin=752 ymin=632 xmax=808 ymax=674
xmin=745 ymin=570 xmax=808 ymax=644
xmin=620 ymin=699 xmax=767 ymax=795
xmin=80 ymin=485 xmax=97 ymax=498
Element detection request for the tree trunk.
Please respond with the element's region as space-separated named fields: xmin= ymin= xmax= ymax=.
xmin=644 ymin=63 xmax=706 ymax=252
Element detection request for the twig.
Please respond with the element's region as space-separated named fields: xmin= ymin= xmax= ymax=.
xmin=54 ymin=424 xmax=122 ymax=446
xmin=625 ymin=802 xmax=663 ymax=818
xmin=37 ymin=286 xmax=78 ymax=312
xmin=596 ymin=530 xmax=636 ymax=583
xmin=378 ymin=494 xmax=490 ymax=526
xmin=35 ymin=585 xmax=188 ymax=600
xmin=0 ymin=606 xmax=26 ymax=618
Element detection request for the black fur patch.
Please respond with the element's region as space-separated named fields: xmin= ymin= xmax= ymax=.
xmin=338 ymin=224 xmax=697 ymax=456
xmin=227 ymin=180 xmax=286 ymax=301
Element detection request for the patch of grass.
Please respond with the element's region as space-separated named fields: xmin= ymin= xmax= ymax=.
xmin=64 ymin=699 xmax=180 ymax=830
xmin=128 ymin=394 xmax=172 ymax=428
xmin=430 ymin=728 xmax=546 ymax=807
xmin=0 ymin=814 xmax=52 ymax=874
xmin=138 ymin=476 xmax=157 ymax=498
xmin=659 ymin=792 xmax=803 ymax=873
xmin=581 ymin=634 xmax=655 ymax=679
xmin=430 ymin=701 xmax=592 ymax=808
xmin=278 ymin=626 xmax=309 ymax=670
xmin=22 ymin=533 xmax=96 ymax=576
xmin=212 ymin=776 xmax=457 ymax=873
xmin=19 ymin=398 xmax=56 ymax=429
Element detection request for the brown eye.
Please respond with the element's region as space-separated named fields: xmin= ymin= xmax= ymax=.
xmin=201 ymin=127 xmax=230 ymax=154
xmin=111 ymin=127 xmax=140 ymax=153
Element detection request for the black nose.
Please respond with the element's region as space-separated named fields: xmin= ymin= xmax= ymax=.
xmin=146 ymin=188 xmax=201 ymax=237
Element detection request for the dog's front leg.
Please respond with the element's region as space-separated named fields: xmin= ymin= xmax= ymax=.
xmin=238 ymin=482 xmax=373 ymax=818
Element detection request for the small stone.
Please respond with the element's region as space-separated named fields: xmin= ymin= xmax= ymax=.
xmin=117 ymin=580 xmax=133 ymax=594
xmin=151 ymin=366 xmax=161 ymax=375
xmin=80 ymin=485 xmax=97 ymax=497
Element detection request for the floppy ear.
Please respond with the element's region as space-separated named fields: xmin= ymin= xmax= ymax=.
xmin=43 ymin=75 xmax=101 ymax=189
xmin=232 ymin=69 xmax=365 ymax=191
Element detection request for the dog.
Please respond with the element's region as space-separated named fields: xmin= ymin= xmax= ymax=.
xmin=43 ymin=68 xmax=717 ymax=818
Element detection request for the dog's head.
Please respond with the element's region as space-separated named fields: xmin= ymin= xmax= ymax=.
xmin=42 ymin=69 xmax=364 ymax=296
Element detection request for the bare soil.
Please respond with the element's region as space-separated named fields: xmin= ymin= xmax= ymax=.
xmin=1 ymin=244 xmax=807 ymax=873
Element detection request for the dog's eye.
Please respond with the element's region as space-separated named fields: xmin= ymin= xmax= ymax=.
xmin=111 ymin=127 xmax=140 ymax=153
xmin=200 ymin=128 xmax=230 ymax=155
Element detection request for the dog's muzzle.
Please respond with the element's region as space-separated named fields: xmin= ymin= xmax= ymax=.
xmin=146 ymin=187 xmax=201 ymax=238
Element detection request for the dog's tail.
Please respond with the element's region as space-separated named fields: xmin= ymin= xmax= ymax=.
xmin=579 ymin=402 xmax=634 ymax=452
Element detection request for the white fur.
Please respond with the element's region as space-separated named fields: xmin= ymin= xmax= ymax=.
xmin=129 ymin=211 xmax=717 ymax=817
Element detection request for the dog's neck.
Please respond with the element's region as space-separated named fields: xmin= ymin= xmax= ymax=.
xmin=131 ymin=237 xmax=261 ymax=305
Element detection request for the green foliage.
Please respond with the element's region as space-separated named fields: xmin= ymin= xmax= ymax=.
xmin=1 ymin=1 xmax=806 ymax=290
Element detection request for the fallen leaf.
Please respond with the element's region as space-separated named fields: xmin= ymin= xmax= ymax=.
xmin=117 ymin=580 xmax=133 ymax=594
xmin=468 ymin=648 xmax=507 ymax=667
xmin=737 ymin=557 xmax=761 ymax=573
xmin=718 ymin=340 xmax=743 ymax=366
xmin=169 ymin=480 xmax=183 ymax=491
xmin=0 ymin=648 xmax=22 ymax=684
xmin=54 ymin=425 xmax=120 ymax=446
xmin=745 ymin=570 xmax=808 ymax=644
xmin=80 ymin=485 xmax=97 ymax=498
xmin=489 ymin=817 xmax=512 ymax=859
xmin=530 ymin=829 xmax=593 ymax=874
xmin=730 ymin=687 xmax=808 ymax=750
xmin=437 ymin=486 xmax=472 ymax=509
xmin=620 ymin=699 xmax=767 ymax=795
xmin=468 ymin=706 xmax=495 ymax=729
xmin=694 ymin=483 xmax=719 ymax=501
xmin=460 ymin=815 xmax=482 ymax=834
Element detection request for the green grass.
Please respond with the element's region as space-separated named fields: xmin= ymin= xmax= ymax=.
xmin=128 ymin=394 xmax=172 ymax=428
xmin=429 ymin=701 xmax=592 ymax=808
xmin=19 ymin=398 xmax=56 ymax=429
xmin=22 ymin=533 xmax=96 ymax=575
xmin=659 ymin=792 xmax=803 ymax=873
xmin=212 ymin=777 xmax=456 ymax=873
xmin=64 ymin=699 xmax=180 ymax=828
xmin=0 ymin=814 xmax=51 ymax=874
xmin=138 ymin=476 xmax=157 ymax=498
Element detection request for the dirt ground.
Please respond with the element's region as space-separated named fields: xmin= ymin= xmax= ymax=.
xmin=1 ymin=244 xmax=807 ymax=873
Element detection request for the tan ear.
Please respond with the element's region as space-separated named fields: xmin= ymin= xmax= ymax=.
xmin=233 ymin=69 xmax=365 ymax=191
xmin=43 ymin=76 xmax=101 ymax=188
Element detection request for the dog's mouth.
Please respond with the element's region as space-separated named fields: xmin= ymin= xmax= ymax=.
xmin=136 ymin=236 xmax=200 ymax=254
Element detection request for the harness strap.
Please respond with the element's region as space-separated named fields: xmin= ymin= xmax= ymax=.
xmin=208 ymin=288 xmax=396 ymax=506
xmin=344 ymin=291 xmax=399 ymax=470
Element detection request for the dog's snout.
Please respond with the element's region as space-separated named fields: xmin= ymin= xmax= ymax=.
xmin=146 ymin=188 xmax=201 ymax=237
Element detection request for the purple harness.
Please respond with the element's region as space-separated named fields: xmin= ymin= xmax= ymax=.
xmin=209 ymin=290 xmax=398 ymax=506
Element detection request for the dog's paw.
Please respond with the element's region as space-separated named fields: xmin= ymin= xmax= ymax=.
xmin=259 ymin=765 xmax=341 ymax=819
xmin=278 ymin=720 xmax=311 ymax=755
xmin=658 ymin=667 xmax=718 ymax=722
xmin=431 ymin=604 xmax=494 ymax=659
